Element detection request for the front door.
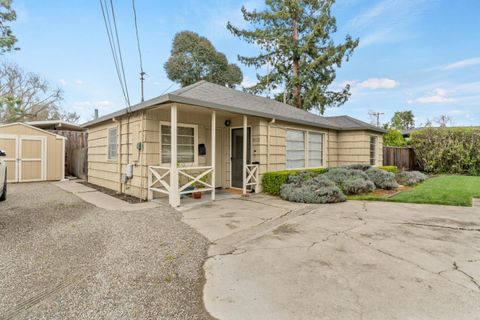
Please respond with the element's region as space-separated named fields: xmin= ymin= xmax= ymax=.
xmin=231 ymin=128 xmax=251 ymax=188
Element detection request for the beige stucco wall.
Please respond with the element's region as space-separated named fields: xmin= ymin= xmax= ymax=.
xmin=86 ymin=103 xmax=383 ymax=199
xmin=337 ymin=130 xmax=383 ymax=166
xmin=0 ymin=123 xmax=65 ymax=181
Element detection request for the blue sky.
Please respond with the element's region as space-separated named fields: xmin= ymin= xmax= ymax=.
xmin=6 ymin=0 xmax=480 ymax=126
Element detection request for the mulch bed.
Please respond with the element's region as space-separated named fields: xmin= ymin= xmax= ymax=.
xmin=78 ymin=181 xmax=144 ymax=204
xmin=370 ymin=185 xmax=413 ymax=198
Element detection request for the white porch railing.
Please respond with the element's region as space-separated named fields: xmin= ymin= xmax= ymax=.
xmin=178 ymin=166 xmax=213 ymax=195
xmin=148 ymin=165 xmax=214 ymax=202
xmin=245 ymin=164 xmax=259 ymax=193
xmin=148 ymin=166 xmax=171 ymax=200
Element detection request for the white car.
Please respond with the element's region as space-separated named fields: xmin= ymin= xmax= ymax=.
xmin=0 ymin=149 xmax=6 ymax=201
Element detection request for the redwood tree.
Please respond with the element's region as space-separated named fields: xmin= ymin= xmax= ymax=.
xmin=227 ymin=0 xmax=358 ymax=113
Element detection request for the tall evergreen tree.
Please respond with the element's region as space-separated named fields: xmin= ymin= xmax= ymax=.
xmin=227 ymin=0 xmax=358 ymax=113
xmin=164 ymin=31 xmax=243 ymax=88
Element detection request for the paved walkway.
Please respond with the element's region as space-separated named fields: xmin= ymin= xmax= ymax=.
xmin=53 ymin=180 xmax=159 ymax=211
xmin=184 ymin=196 xmax=480 ymax=320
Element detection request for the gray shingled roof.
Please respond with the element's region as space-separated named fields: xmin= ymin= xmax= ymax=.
xmin=82 ymin=80 xmax=385 ymax=133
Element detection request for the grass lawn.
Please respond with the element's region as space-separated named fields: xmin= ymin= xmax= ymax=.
xmin=349 ymin=175 xmax=480 ymax=206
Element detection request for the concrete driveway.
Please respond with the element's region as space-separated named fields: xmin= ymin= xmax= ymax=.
xmin=183 ymin=196 xmax=480 ymax=320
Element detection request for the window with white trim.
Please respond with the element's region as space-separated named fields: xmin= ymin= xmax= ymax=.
xmin=107 ymin=127 xmax=118 ymax=160
xmin=286 ymin=129 xmax=305 ymax=169
xmin=370 ymin=136 xmax=377 ymax=165
xmin=161 ymin=124 xmax=196 ymax=164
xmin=308 ymin=132 xmax=324 ymax=167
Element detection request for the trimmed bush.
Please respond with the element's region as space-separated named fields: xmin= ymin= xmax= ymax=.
xmin=325 ymin=168 xmax=376 ymax=195
xmin=396 ymin=171 xmax=427 ymax=186
xmin=365 ymin=168 xmax=399 ymax=190
xmin=343 ymin=164 xmax=371 ymax=171
xmin=410 ymin=127 xmax=480 ymax=175
xmin=280 ymin=175 xmax=346 ymax=204
xmin=342 ymin=178 xmax=375 ymax=195
xmin=262 ymin=168 xmax=328 ymax=195
xmin=375 ymin=166 xmax=398 ymax=174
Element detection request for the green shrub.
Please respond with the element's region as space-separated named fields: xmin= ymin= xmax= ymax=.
xmin=262 ymin=168 xmax=328 ymax=195
xmin=342 ymin=178 xmax=375 ymax=195
xmin=383 ymin=129 xmax=406 ymax=147
xmin=375 ymin=166 xmax=398 ymax=174
xmin=410 ymin=127 xmax=480 ymax=175
xmin=365 ymin=168 xmax=399 ymax=189
xmin=325 ymin=168 xmax=376 ymax=195
xmin=396 ymin=171 xmax=427 ymax=186
xmin=343 ymin=164 xmax=371 ymax=171
xmin=280 ymin=175 xmax=346 ymax=204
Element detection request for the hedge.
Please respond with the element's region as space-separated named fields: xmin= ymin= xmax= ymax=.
xmin=375 ymin=166 xmax=398 ymax=174
xmin=410 ymin=127 xmax=480 ymax=175
xmin=262 ymin=168 xmax=328 ymax=195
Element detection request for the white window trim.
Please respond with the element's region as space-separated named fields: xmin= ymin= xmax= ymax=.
xmin=285 ymin=127 xmax=327 ymax=170
xmin=159 ymin=121 xmax=198 ymax=166
xmin=107 ymin=126 xmax=118 ymax=161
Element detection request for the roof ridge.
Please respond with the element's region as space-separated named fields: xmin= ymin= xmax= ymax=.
xmin=170 ymin=80 xmax=208 ymax=96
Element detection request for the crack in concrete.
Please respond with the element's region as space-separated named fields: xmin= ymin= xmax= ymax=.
xmin=344 ymin=233 xmax=476 ymax=292
xmin=453 ymin=261 xmax=480 ymax=290
xmin=399 ymin=222 xmax=480 ymax=232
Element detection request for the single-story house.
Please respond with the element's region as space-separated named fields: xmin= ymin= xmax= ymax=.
xmin=82 ymin=81 xmax=386 ymax=206
xmin=0 ymin=122 xmax=66 ymax=182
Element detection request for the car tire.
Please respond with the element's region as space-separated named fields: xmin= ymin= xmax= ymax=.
xmin=0 ymin=169 xmax=6 ymax=201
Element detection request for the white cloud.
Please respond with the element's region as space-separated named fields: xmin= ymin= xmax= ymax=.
xmin=359 ymin=78 xmax=398 ymax=89
xmin=74 ymin=79 xmax=83 ymax=85
xmin=241 ymin=76 xmax=256 ymax=88
xmin=443 ymin=57 xmax=480 ymax=70
xmin=58 ymin=79 xmax=67 ymax=86
xmin=413 ymin=88 xmax=454 ymax=104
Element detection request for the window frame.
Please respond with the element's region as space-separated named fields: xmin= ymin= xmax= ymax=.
xmin=107 ymin=126 xmax=118 ymax=161
xmin=370 ymin=135 xmax=377 ymax=166
xmin=285 ymin=128 xmax=326 ymax=170
xmin=159 ymin=121 xmax=198 ymax=166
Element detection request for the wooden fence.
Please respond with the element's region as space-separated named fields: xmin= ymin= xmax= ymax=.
xmin=383 ymin=147 xmax=421 ymax=171
xmin=48 ymin=130 xmax=88 ymax=179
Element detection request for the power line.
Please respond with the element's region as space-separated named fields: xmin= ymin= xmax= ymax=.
xmin=369 ymin=111 xmax=384 ymax=127
xmin=99 ymin=0 xmax=129 ymax=108
xmin=108 ymin=0 xmax=131 ymax=111
xmin=132 ymin=0 xmax=146 ymax=102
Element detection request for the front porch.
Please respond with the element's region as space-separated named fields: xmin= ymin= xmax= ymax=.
xmin=145 ymin=103 xmax=260 ymax=207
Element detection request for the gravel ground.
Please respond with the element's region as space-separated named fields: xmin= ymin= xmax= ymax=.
xmin=0 ymin=182 xmax=213 ymax=319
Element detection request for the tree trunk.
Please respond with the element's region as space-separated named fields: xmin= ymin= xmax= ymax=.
xmin=292 ymin=17 xmax=301 ymax=108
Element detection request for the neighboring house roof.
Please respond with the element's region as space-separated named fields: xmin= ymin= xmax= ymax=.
xmin=82 ymin=80 xmax=386 ymax=133
xmin=26 ymin=120 xmax=85 ymax=131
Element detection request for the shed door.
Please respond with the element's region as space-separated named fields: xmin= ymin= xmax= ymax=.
xmin=0 ymin=135 xmax=18 ymax=182
xmin=19 ymin=137 xmax=45 ymax=182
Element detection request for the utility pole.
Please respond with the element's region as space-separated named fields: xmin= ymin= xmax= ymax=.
xmin=369 ymin=111 xmax=384 ymax=127
xmin=140 ymin=71 xmax=146 ymax=102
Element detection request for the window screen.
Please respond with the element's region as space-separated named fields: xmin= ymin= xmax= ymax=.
xmin=161 ymin=125 xmax=195 ymax=164
xmin=370 ymin=136 xmax=377 ymax=165
xmin=308 ymin=132 xmax=324 ymax=167
xmin=286 ymin=129 xmax=305 ymax=169
xmin=107 ymin=127 xmax=117 ymax=160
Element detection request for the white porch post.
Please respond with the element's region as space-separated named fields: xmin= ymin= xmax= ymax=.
xmin=211 ymin=110 xmax=216 ymax=201
xmin=169 ymin=104 xmax=180 ymax=207
xmin=242 ymin=115 xmax=247 ymax=195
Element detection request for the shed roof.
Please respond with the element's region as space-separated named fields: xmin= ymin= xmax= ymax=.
xmin=26 ymin=120 xmax=85 ymax=131
xmin=0 ymin=122 xmax=67 ymax=139
xmin=82 ymin=81 xmax=386 ymax=133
